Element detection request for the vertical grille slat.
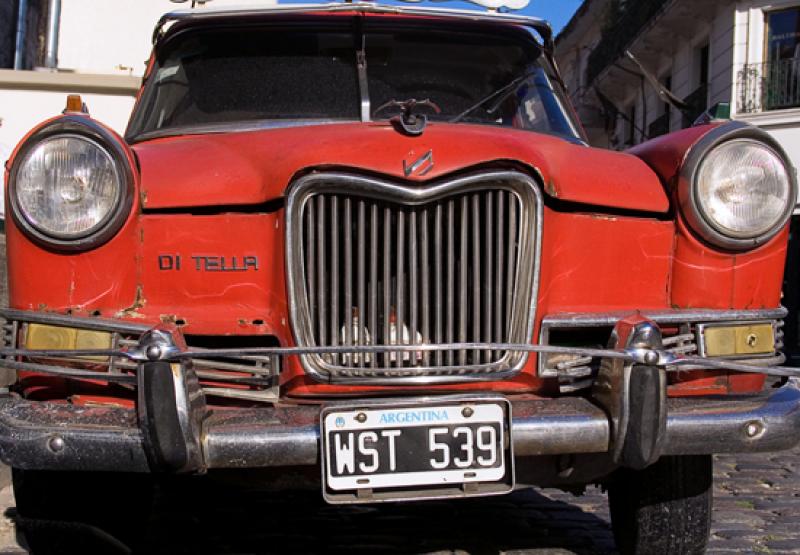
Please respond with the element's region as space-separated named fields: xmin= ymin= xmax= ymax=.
xmin=396 ymin=210 xmax=406 ymax=368
xmin=459 ymin=196 xmax=468 ymax=367
xmin=370 ymin=203 xmax=378 ymax=370
xmin=357 ymin=200 xmax=366 ymax=368
xmin=316 ymin=196 xmax=327 ymax=348
xmin=293 ymin=173 xmax=539 ymax=382
xmin=306 ymin=201 xmax=317 ymax=340
xmin=484 ymin=191 xmax=493 ymax=363
xmin=495 ymin=190 xmax=504 ymax=345
xmin=505 ymin=194 xmax=517 ymax=337
xmin=383 ymin=206 xmax=391 ymax=369
xmin=330 ymin=196 xmax=339 ymax=364
xmin=434 ymin=204 xmax=443 ymax=367
xmin=344 ymin=198 xmax=353 ymax=366
xmin=446 ymin=199 xmax=455 ymax=366
xmin=421 ymin=208 xmax=430 ymax=367
xmin=410 ymin=211 xmax=419 ymax=364
xmin=471 ymin=193 xmax=480 ymax=365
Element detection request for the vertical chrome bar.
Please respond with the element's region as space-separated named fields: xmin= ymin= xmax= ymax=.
xmin=471 ymin=193 xmax=480 ymax=365
xmin=383 ymin=207 xmax=391 ymax=369
xmin=330 ymin=196 xmax=339 ymax=364
xmin=409 ymin=210 xmax=419 ymax=366
xmin=305 ymin=200 xmax=317 ymax=341
xmin=316 ymin=195 xmax=327 ymax=349
xmin=396 ymin=210 xmax=406 ymax=368
xmin=495 ymin=191 xmax=504 ymax=352
xmin=505 ymin=193 xmax=517 ymax=339
xmin=357 ymin=200 xmax=366 ymax=368
xmin=421 ymin=208 xmax=430 ymax=367
xmin=434 ymin=204 xmax=443 ymax=366
xmin=484 ymin=191 xmax=493 ymax=363
xmin=370 ymin=203 xmax=378 ymax=369
xmin=459 ymin=196 xmax=468 ymax=367
xmin=344 ymin=198 xmax=353 ymax=366
xmin=446 ymin=200 xmax=455 ymax=366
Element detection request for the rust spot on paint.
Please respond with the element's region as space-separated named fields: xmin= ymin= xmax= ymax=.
xmin=115 ymin=285 xmax=146 ymax=319
xmin=544 ymin=181 xmax=558 ymax=198
xmin=160 ymin=314 xmax=177 ymax=325
xmin=36 ymin=303 xmax=48 ymax=311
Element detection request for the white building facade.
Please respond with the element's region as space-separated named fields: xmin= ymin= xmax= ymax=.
xmin=556 ymin=0 xmax=800 ymax=179
xmin=0 ymin=0 xmax=275 ymax=202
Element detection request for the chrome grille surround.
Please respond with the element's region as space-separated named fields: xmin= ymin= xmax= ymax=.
xmin=285 ymin=171 xmax=543 ymax=384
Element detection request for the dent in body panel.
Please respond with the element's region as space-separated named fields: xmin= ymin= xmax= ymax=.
xmin=536 ymin=209 xmax=674 ymax=314
xmin=671 ymin=217 xmax=787 ymax=309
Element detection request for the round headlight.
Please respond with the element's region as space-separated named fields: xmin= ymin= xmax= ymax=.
xmin=679 ymin=124 xmax=797 ymax=251
xmin=695 ymin=140 xmax=792 ymax=239
xmin=9 ymin=118 xmax=133 ymax=250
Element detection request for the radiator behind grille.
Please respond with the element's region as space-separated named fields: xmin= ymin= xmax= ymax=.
xmin=286 ymin=172 xmax=542 ymax=384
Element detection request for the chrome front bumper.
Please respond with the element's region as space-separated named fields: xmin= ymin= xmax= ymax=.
xmin=0 ymin=380 xmax=798 ymax=474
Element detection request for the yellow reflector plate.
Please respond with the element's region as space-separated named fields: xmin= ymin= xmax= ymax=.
xmin=25 ymin=324 xmax=112 ymax=362
xmin=703 ymin=323 xmax=775 ymax=357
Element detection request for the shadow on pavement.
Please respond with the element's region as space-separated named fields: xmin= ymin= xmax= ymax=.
xmin=11 ymin=477 xmax=618 ymax=555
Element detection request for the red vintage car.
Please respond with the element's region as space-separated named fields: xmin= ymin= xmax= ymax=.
xmin=2 ymin=3 xmax=800 ymax=553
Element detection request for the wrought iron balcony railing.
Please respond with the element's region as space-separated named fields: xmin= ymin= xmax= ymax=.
xmin=738 ymin=58 xmax=800 ymax=114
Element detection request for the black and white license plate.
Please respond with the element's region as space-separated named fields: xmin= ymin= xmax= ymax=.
xmin=321 ymin=399 xmax=512 ymax=501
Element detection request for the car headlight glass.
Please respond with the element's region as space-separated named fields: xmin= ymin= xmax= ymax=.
xmin=14 ymin=134 xmax=122 ymax=239
xmin=695 ymin=139 xmax=792 ymax=239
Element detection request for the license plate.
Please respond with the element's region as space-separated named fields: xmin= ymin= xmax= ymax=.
xmin=321 ymin=398 xmax=512 ymax=502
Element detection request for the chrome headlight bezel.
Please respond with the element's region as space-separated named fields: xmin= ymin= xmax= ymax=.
xmin=678 ymin=122 xmax=797 ymax=251
xmin=8 ymin=116 xmax=134 ymax=251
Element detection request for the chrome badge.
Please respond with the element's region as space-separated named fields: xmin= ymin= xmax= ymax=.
xmin=403 ymin=150 xmax=434 ymax=177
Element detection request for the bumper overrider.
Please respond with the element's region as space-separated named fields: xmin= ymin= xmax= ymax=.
xmin=0 ymin=315 xmax=799 ymax=488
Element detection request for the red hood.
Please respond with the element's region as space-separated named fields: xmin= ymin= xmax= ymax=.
xmin=132 ymin=122 xmax=669 ymax=213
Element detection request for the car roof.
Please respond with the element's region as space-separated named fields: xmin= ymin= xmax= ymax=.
xmin=153 ymin=2 xmax=553 ymax=52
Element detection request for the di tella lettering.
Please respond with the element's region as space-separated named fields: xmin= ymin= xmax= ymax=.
xmin=158 ymin=254 xmax=259 ymax=272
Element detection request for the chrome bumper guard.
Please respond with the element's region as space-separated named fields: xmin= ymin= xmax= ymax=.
xmin=0 ymin=380 xmax=798 ymax=473
xmin=2 ymin=314 xmax=800 ymax=473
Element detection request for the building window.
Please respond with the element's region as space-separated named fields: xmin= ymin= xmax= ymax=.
xmin=765 ymin=8 xmax=800 ymax=110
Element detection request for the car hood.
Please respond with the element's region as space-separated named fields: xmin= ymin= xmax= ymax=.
xmin=132 ymin=122 xmax=669 ymax=213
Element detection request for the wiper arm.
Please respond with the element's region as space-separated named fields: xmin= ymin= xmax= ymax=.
xmin=449 ymin=71 xmax=536 ymax=124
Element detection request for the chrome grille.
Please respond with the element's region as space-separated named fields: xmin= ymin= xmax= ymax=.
xmin=286 ymin=171 xmax=542 ymax=383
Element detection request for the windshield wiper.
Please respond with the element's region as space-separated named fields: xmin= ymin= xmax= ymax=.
xmin=449 ymin=71 xmax=537 ymax=124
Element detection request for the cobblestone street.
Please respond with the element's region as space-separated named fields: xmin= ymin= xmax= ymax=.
xmin=0 ymin=449 xmax=797 ymax=553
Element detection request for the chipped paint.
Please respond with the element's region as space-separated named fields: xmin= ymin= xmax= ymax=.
xmin=160 ymin=314 xmax=177 ymax=325
xmin=544 ymin=180 xmax=558 ymax=198
xmin=589 ymin=214 xmax=618 ymax=222
xmin=115 ymin=285 xmax=146 ymax=319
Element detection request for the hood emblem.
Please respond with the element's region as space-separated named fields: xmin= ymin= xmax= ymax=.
xmin=403 ymin=150 xmax=434 ymax=177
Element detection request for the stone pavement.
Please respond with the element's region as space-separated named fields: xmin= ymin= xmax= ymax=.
xmin=0 ymin=449 xmax=798 ymax=553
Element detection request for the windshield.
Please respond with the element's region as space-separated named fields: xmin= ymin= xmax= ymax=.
xmin=126 ymin=17 xmax=580 ymax=141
